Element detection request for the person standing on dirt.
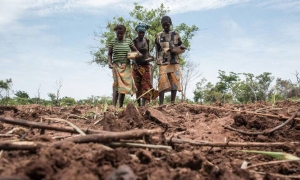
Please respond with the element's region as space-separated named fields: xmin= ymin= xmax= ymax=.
xmin=155 ymin=16 xmax=186 ymax=105
xmin=108 ymin=24 xmax=140 ymax=107
xmin=132 ymin=23 xmax=159 ymax=106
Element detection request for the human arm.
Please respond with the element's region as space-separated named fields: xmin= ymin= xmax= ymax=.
xmin=108 ymin=47 xmax=113 ymax=69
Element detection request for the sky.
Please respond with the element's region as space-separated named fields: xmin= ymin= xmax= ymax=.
xmin=1 ymin=0 xmax=300 ymax=101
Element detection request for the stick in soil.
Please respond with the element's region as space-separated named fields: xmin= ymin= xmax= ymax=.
xmin=0 ymin=117 xmax=107 ymax=134
xmin=223 ymin=109 xmax=299 ymax=135
xmin=0 ymin=128 xmax=163 ymax=150
xmin=109 ymin=142 xmax=172 ymax=150
xmin=166 ymin=138 xmax=300 ymax=147
xmin=43 ymin=117 xmax=112 ymax=150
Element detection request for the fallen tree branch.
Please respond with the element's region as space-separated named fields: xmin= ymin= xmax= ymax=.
xmin=0 ymin=134 xmax=14 ymax=137
xmin=166 ymin=138 xmax=300 ymax=147
xmin=42 ymin=117 xmax=86 ymax=135
xmin=0 ymin=128 xmax=163 ymax=150
xmin=0 ymin=141 xmax=44 ymax=151
xmin=56 ymin=128 xmax=163 ymax=145
xmin=0 ymin=117 xmax=106 ymax=134
xmin=223 ymin=109 xmax=299 ymax=135
xmin=109 ymin=142 xmax=172 ymax=150
xmin=42 ymin=117 xmax=112 ymax=150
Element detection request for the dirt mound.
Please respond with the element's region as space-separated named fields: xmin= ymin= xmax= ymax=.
xmin=0 ymin=102 xmax=300 ymax=179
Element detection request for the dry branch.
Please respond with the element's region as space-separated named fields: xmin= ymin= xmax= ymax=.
xmin=167 ymin=138 xmax=300 ymax=147
xmin=0 ymin=141 xmax=44 ymax=151
xmin=223 ymin=109 xmax=299 ymax=135
xmin=56 ymin=128 xmax=163 ymax=145
xmin=109 ymin=142 xmax=172 ymax=150
xmin=0 ymin=134 xmax=14 ymax=137
xmin=0 ymin=117 xmax=105 ymax=134
xmin=0 ymin=129 xmax=163 ymax=151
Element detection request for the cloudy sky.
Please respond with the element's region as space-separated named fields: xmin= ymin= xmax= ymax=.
xmin=1 ymin=0 xmax=300 ymax=101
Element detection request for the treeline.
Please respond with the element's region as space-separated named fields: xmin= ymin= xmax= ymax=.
xmin=1 ymin=70 xmax=299 ymax=106
xmin=193 ymin=70 xmax=300 ymax=104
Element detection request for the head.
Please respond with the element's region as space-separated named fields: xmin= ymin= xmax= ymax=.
xmin=135 ymin=23 xmax=150 ymax=40
xmin=161 ymin=16 xmax=172 ymax=33
xmin=113 ymin=25 xmax=126 ymax=40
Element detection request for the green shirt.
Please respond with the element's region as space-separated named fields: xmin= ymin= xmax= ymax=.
xmin=109 ymin=38 xmax=133 ymax=63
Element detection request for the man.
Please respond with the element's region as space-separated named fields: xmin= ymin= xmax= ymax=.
xmin=155 ymin=16 xmax=186 ymax=105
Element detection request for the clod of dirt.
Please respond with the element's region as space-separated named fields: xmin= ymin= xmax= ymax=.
xmin=136 ymin=149 xmax=153 ymax=164
xmin=256 ymin=135 xmax=269 ymax=142
xmin=167 ymin=150 xmax=204 ymax=170
xmin=103 ymin=103 xmax=144 ymax=131
xmin=146 ymin=108 xmax=168 ymax=127
xmin=102 ymin=112 xmax=118 ymax=131
xmin=232 ymin=114 xmax=248 ymax=127
xmin=105 ymin=164 xmax=136 ymax=180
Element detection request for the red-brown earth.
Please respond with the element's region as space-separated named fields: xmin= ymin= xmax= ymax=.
xmin=0 ymin=100 xmax=299 ymax=180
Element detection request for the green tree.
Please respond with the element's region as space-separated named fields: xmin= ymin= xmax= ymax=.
xmin=61 ymin=96 xmax=76 ymax=106
xmin=13 ymin=90 xmax=30 ymax=105
xmin=14 ymin=91 xmax=29 ymax=99
xmin=91 ymin=3 xmax=199 ymax=82
xmin=193 ymin=78 xmax=207 ymax=103
xmin=215 ymin=70 xmax=239 ymax=103
xmin=255 ymin=72 xmax=274 ymax=101
xmin=0 ymin=78 xmax=13 ymax=105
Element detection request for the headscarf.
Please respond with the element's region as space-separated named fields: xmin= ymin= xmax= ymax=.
xmin=135 ymin=23 xmax=150 ymax=32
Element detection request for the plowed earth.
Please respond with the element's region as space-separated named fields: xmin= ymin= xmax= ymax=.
xmin=0 ymin=100 xmax=300 ymax=180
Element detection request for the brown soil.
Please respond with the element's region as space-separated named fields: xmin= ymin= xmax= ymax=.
xmin=0 ymin=100 xmax=300 ymax=180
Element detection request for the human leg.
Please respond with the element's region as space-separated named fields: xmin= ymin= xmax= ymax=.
xmin=171 ymin=90 xmax=177 ymax=104
xmin=113 ymin=90 xmax=119 ymax=107
xmin=119 ymin=93 xmax=125 ymax=108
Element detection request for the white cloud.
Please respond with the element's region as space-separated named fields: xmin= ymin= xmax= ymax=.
xmin=0 ymin=0 xmax=251 ymax=26
xmin=257 ymin=0 xmax=300 ymax=11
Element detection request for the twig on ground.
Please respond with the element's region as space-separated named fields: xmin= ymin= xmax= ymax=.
xmin=0 ymin=128 xmax=163 ymax=150
xmin=68 ymin=114 xmax=89 ymax=120
xmin=19 ymin=127 xmax=32 ymax=141
xmin=43 ymin=117 xmax=112 ymax=150
xmin=223 ymin=109 xmax=299 ymax=135
xmin=0 ymin=117 xmax=106 ymax=134
xmin=166 ymin=137 xmax=300 ymax=147
xmin=93 ymin=117 xmax=103 ymax=125
xmin=42 ymin=117 xmax=86 ymax=135
xmin=246 ymin=159 xmax=300 ymax=169
xmin=0 ymin=134 xmax=14 ymax=137
xmin=109 ymin=142 xmax=172 ymax=150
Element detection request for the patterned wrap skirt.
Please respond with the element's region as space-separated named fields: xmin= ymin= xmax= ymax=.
xmin=132 ymin=64 xmax=159 ymax=100
xmin=112 ymin=63 xmax=136 ymax=95
xmin=158 ymin=64 xmax=182 ymax=92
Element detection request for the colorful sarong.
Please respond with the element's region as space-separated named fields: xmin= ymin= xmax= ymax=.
xmin=112 ymin=63 xmax=136 ymax=95
xmin=158 ymin=64 xmax=182 ymax=92
xmin=132 ymin=64 xmax=159 ymax=100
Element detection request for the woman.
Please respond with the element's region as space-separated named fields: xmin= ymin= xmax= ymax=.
xmin=108 ymin=24 xmax=140 ymax=107
xmin=155 ymin=16 xmax=185 ymax=105
xmin=132 ymin=23 xmax=158 ymax=106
